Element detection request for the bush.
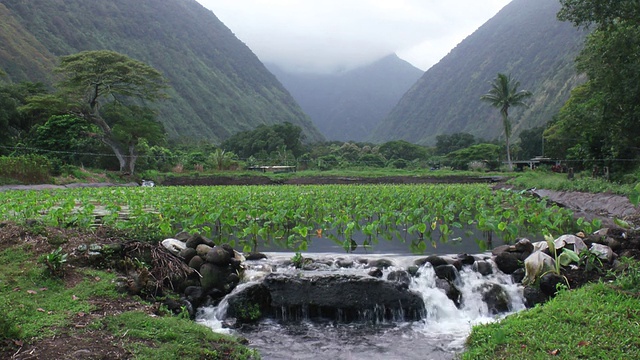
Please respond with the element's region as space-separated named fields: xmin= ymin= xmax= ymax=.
xmin=0 ymin=154 xmax=51 ymax=184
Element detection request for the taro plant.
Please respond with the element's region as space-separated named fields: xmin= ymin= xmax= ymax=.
xmin=578 ymin=248 xmax=604 ymax=274
xmin=40 ymin=247 xmax=68 ymax=277
xmin=542 ymin=233 xmax=580 ymax=286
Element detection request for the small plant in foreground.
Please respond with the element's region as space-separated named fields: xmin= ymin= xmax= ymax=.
xmin=542 ymin=233 xmax=579 ymax=286
xmin=291 ymin=252 xmax=304 ymax=268
xmin=40 ymin=247 xmax=68 ymax=277
xmin=615 ymin=257 xmax=640 ymax=292
xmin=579 ymin=248 xmax=604 ymax=274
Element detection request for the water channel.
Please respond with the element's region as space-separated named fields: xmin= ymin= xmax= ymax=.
xmin=197 ymin=247 xmax=525 ymax=360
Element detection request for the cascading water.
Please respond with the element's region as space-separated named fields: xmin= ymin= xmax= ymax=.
xmin=197 ymin=253 xmax=525 ymax=360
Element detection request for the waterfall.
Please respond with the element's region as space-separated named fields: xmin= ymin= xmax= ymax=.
xmin=196 ymin=253 xmax=527 ymax=359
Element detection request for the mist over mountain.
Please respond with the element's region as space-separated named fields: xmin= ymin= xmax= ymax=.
xmin=369 ymin=0 xmax=587 ymax=145
xmin=0 ymin=0 xmax=324 ymax=143
xmin=267 ymin=54 xmax=423 ymax=142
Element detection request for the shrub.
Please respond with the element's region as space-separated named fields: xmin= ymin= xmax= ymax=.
xmin=0 ymin=154 xmax=51 ymax=184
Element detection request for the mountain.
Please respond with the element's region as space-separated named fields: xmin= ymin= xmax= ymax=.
xmin=369 ymin=0 xmax=588 ymax=145
xmin=0 ymin=0 xmax=324 ymax=143
xmin=267 ymin=54 xmax=423 ymax=142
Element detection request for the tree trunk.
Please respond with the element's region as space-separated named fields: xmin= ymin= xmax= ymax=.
xmin=126 ymin=143 xmax=138 ymax=175
xmin=102 ymin=137 xmax=127 ymax=172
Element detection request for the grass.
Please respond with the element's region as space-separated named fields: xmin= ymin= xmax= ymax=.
xmin=0 ymin=244 xmax=259 ymax=359
xmin=103 ymin=311 xmax=259 ymax=360
xmin=508 ymin=170 xmax=636 ymax=195
xmin=461 ymin=259 xmax=640 ymax=359
xmin=0 ymin=247 xmax=115 ymax=339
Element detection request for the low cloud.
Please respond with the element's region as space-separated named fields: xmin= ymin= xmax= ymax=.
xmin=198 ymin=0 xmax=511 ymax=73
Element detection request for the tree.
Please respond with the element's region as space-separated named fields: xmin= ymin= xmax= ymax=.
xmin=28 ymin=115 xmax=102 ymax=166
xmin=378 ymin=140 xmax=428 ymax=161
xmin=552 ymin=1 xmax=640 ymax=173
xmin=435 ymin=133 xmax=476 ymax=155
xmin=55 ymin=50 xmax=167 ymax=174
xmin=518 ymin=126 xmax=545 ymax=160
xmin=558 ymin=0 xmax=640 ymax=28
xmin=481 ymin=74 xmax=532 ymax=170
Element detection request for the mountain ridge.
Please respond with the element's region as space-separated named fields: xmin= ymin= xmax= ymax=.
xmin=268 ymin=54 xmax=423 ymax=142
xmin=369 ymin=0 xmax=587 ymax=145
xmin=0 ymin=0 xmax=324 ymax=143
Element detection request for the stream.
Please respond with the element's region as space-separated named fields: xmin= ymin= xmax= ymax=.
xmin=196 ymin=252 xmax=525 ymax=360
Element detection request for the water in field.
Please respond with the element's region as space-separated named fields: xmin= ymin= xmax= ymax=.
xmin=197 ymin=252 xmax=525 ymax=360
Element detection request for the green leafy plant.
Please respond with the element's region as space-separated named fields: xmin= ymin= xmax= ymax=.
xmin=579 ymin=248 xmax=604 ymax=274
xmin=542 ymin=233 xmax=579 ymax=287
xmin=40 ymin=247 xmax=68 ymax=277
xmin=615 ymin=257 xmax=640 ymax=292
xmin=291 ymin=252 xmax=304 ymax=269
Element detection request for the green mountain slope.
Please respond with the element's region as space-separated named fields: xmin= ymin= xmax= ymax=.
xmin=369 ymin=0 xmax=587 ymax=145
xmin=0 ymin=0 xmax=324 ymax=143
xmin=267 ymin=54 xmax=423 ymax=142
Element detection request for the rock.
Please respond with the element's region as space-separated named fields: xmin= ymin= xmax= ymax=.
xmin=478 ymin=283 xmax=510 ymax=315
xmin=368 ymin=258 xmax=394 ymax=269
xmin=434 ymin=264 xmax=459 ymax=282
xmin=196 ymin=244 xmax=213 ymax=257
xmin=183 ymin=286 xmax=207 ymax=308
xmin=185 ymin=234 xmax=204 ymax=249
xmin=557 ymin=234 xmax=587 ymax=254
xmin=539 ymin=272 xmax=566 ymax=297
xmin=368 ymin=268 xmax=383 ymax=278
xmin=457 ymin=254 xmax=475 ymax=266
xmin=188 ymin=255 xmax=204 ymax=271
xmin=225 ymin=283 xmax=272 ymax=323
xmin=206 ymin=246 xmax=232 ymax=266
xmin=261 ymin=273 xmax=425 ymax=322
xmin=473 ymin=261 xmax=493 ymax=276
xmin=175 ymin=231 xmax=191 ymax=241
xmin=436 ymin=279 xmax=461 ymax=307
xmin=495 ymin=252 xmax=521 ymax=274
xmin=229 ymin=258 xmax=242 ymax=271
xmin=199 ymin=263 xmax=225 ymax=291
xmin=407 ymin=265 xmax=420 ymax=277
xmin=179 ymin=248 xmax=197 ymax=263
xmin=523 ymin=286 xmax=548 ymax=308
xmin=387 ymin=270 xmax=412 ymax=289
xmin=414 ymin=255 xmax=447 ymax=268
xmin=602 ymin=237 xmax=622 ymax=251
xmin=511 ymin=268 xmax=526 ymax=284
xmin=491 ymin=245 xmax=512 ymax=256
xmin=522 ymin=251 xmax=555 ymax=285
xmin=221 ymin=243 xmax=235 ymax=259
xmin=245 ymin=252 xmax=268 ymax=261
xmin=515 ymin=238 xmax=534 ymax=254
xmin=590 ymin=243 xmax=614 ymax=262
xmin=162 ymin=239 xmax=187 ymax=256
xmin=335 ymin=259 xmax=354 ymax=268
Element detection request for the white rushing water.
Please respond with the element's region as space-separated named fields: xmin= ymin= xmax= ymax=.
xmin=197 ymin=253 xmax=526 ymax=360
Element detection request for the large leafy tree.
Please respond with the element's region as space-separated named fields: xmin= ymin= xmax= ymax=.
xmin=481 ymin=73 xmax=532 ymax=170
xmin=54 ymin=50 xmax=167 ymax=174
xmin=550 ymin=1 xmax=640 ymax=173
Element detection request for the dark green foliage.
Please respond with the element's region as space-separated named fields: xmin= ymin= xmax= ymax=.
xmin=548 ymin=2 xmax=640 ymax=174
xmin=445 ymin=143 xmax=502 ymax=170
xmin=378 ymin=140 xmax=428 ymax=161
xmin=27 ymin=115 xmax=102 ymax=165
xmin=222 ymin=122 xmax=305 ymax=160
xmin=517 ymin=126 xmax=545 ymax=160
xmin=0 ymin=0 xmax=323 ymax=143
xmin=0 ymin=81 xmax=48 ymax=147
xmin=0 ymin=154 xmax=51 ymax=183
xmin=435 ymin=133 xmax=477 ymax=155
xmin=370 ymin=0 xmax=587 ymax=145
xmin=557 ymin=0 xmax=640 ymax=28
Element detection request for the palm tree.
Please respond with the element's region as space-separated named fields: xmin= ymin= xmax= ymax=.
xmin=481 ymin=73 xmax=532 ymax=171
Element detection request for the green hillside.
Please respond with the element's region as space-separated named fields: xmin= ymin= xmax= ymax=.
xmin=0 ymin=0 xmax=324 ymax=143
xmin=267 ymin=54 xmax=423 ymax=142
xmin=369 ymin=0 xmax=588 ymax=145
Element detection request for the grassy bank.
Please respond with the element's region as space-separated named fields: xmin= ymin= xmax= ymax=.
xmin=507 ymin=170 xmax=636 ymax=195
xmin=462 ymin=259 xmax=640 ymax=359
xmin=0 ymin=243 xmax=259 ymax=359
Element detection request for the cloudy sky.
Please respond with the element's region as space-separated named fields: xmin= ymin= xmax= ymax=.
xmin=196 ymin=0 xmax=512 ymax=73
